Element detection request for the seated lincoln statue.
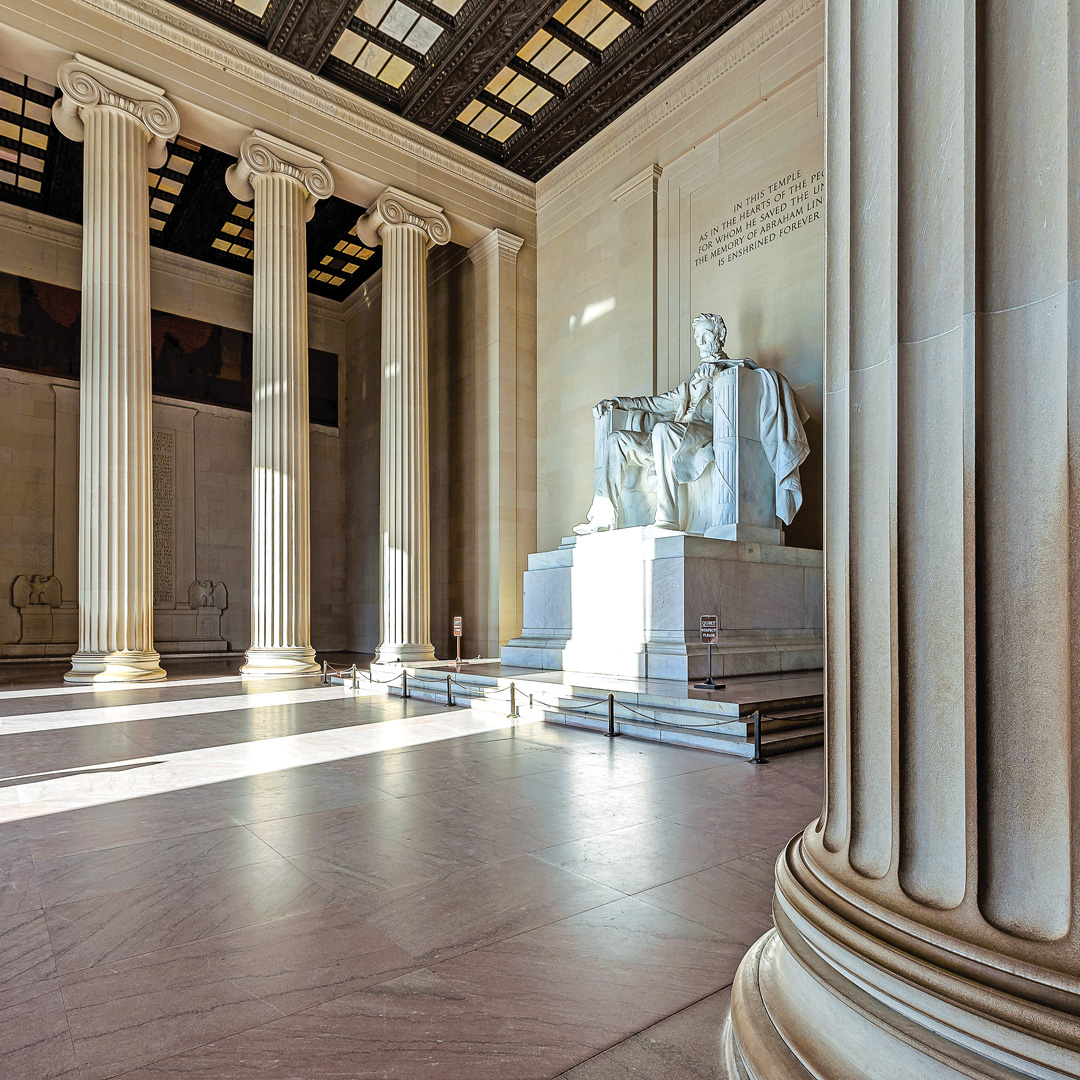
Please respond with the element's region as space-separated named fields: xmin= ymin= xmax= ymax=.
xmin=574 ymin=312 xmax=809 ymax=536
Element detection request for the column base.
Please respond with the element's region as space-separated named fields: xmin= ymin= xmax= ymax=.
xmin=375 ymin=642 xmax=437 ymax=665
xmin=240 ymin=646 xmax=319 ymax=678
xmin=724 ymin=837 xmax=1080 ymax=1080
xmin=65 ymin=650 xmax=166 ymax=683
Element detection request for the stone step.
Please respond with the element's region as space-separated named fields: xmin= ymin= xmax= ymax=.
xmin=336 ymin=663 xmax=823 ymax=760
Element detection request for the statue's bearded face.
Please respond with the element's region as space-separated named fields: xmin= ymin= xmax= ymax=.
xmin=694 ymin=321 xmax=720 ymax=357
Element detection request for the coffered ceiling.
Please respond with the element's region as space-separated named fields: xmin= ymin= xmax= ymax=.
xmin=163 ymin=0 xmax=765 ymax=180
xmin=0 ymin=0 xmax=764 ymax=298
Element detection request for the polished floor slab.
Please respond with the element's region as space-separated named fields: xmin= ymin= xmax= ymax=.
xmin=0 ymin=670 xmax=822 ymax=1079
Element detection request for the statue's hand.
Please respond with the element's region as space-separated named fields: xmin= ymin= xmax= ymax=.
xmin=593 ymin=398 xmax=618 ymax=419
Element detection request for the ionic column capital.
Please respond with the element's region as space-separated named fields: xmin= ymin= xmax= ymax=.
xmin=356 ymin=187 xmax=451 ymax=249
xmin=52 ymin=55 xmax=180 ymax=168
xmin=226 ymin=131 xmax=334 ymax=222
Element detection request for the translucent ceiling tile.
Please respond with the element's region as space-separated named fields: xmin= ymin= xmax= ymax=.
xmin=234 ymin=0 xmax=271 ymax=16
xmin=551 ymin=50 xmax=589 ymax=83
xmin=567 ymin=0 xmax=610 ymax=38
xmin=470 ymin=106 xmax=503 ymax=135
xmin=517 ymin=85 xmax=553 ymax=115
xmin=488 ymin=117 xmax=521 ymax=142
xmin=404 ymin=16 xmax=443 ymax=53
xmin=499 ymin=75 xmax=534 ymax=107
xmin=332 ymin=28 xmax=367 ymax=64
xmin=457 ymin=99 xmax=484 ymax=125
xmin=432 ymin=0 xmax=466 ymax=11
xmin=518 ymin=29 xmax=551 ymax=63
xmin=631 ymin=0 xmax=659 ymax=7
xmin=355 ymin=42 xmax=392 ymax=76
xmin=589 ymin=10 xmax=630 ymax=48
xmin=380 ymin=1 xmax=420 ymax=40
xmin=486 ymin=67 xmax=515 ymax=96
xmin=378 ymin=55 xmax=415 ymax=87
xmin=553 ymin=0 xmax=588 ymax=22
xmin=531 ymin=39 xmax=571 ymax=73
xmin=357 ymin=0 xmax=394 ymax=24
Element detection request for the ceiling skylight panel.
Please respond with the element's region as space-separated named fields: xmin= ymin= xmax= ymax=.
xmin=432 ymin=0 xmax=466 ymax=11
xmin=588 ymin=10 xmax=630 ymax=48
xmin=530 ymin=39 xmax=571 ymax=73
xmin=232 ymin=0 xmax=271 ymax=16
xmin=550 ymin=50 xmax=589 ymax=83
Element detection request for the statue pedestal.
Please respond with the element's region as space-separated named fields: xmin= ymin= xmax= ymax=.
xmin=502 ymin=527 xmax=822 ymax=681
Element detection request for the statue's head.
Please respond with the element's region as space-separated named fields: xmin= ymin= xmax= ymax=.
xmin=692 ymin=313 xmax=727 ymax=361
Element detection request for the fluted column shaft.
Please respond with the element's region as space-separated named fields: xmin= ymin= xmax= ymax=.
xmin=726 ymin=1 xmax=1079 ymax=1076
xmin=54 ymin=56 xmax=178 ymax=684
xmin=227 ymin=131 xmax=332 ymax=678
xmin=358 ymin=188 xmax=450 ymax=665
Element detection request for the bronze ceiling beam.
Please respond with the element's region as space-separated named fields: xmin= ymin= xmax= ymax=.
xmin=269 ymin=0 xmax=362 ymax=70
xmin=543 ymin=17 xmax=602 ymax=68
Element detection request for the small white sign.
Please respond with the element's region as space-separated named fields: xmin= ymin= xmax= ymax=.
xmin=453 ymin=616 xmax=463 ymax=638
xmin=699 ymin=615 xmax=718 ymax=645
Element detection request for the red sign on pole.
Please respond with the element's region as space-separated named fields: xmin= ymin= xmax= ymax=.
xmin=699 ymin=615 xmax=718 ymax=645
xmin=453 ymin=616 xmax=463 ymax=638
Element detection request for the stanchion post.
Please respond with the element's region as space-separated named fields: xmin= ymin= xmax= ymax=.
xmin=749 ymin=709 xmax=768 ymax=765
xmin=445 ymin=674 xmax=454 ymax=708
xmin=402 ymin=670 xmax=409 ymax=700
xmin=606 ymin=693 xmax=621 ymax=738
xmin=351 ymin=665 xmax=358 ymax=690
xmin=508 ymin=682 xmax=519 ymax=719
xmin=321 ymin=659 xmax=328 ymax=685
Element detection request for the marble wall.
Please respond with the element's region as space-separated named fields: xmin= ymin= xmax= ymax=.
xmin=534 ymin=0 xmax=825 ymax=552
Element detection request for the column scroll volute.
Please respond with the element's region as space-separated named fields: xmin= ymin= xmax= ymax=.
xmin=225 ymin=130 xmax=334 ymax=220
xmin=52 ymin=54 xmax=180 ymax=167
xmin=356 ymin=187 xmax=451 ymax=248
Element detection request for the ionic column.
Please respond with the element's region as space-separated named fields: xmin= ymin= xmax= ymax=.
xmin=54 ymin=56 xmax=179 ymax=684
xmin=725 ymin=1 xmax=1079 ymax=1076
xmin=357 ymin=189 xmax=450 ymax=664
xmin=226 ymin=132 xmax=333 ymax=678
xmin=468 ymin=229 xmax=525 ymax=657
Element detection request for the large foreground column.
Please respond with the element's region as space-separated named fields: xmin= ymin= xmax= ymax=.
xmin=227 ymin=132 xmax=332 ymax=678
xmin=54 ymin=56 xmax=178 ymax=683
xmin=357 ymin=189 xmax=450 ymax=664
xmin=724 ymin=1 xmax=1080 ymax=1076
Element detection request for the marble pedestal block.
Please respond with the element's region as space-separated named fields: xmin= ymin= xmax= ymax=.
xmin=502 ymin=527 xmax=822 ymax=681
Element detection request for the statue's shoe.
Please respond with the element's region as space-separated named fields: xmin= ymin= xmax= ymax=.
xmin=573 ymin=520 xmax=613 ymax=534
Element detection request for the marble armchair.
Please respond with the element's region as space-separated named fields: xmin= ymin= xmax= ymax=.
xmin=593 ymin=364 xmax=786 ymax=543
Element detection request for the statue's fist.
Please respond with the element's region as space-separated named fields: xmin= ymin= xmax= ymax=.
xmin=593 ymin=398 xmax=617 ymax=419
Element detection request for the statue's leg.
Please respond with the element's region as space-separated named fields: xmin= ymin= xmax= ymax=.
xmin=651 ymin=421 xmax=685 ymax=529
xmin=574 ymin=429 xmax=652 ymax=534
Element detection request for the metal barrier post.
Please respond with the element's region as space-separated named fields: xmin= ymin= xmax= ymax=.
xmin=402 ymin=670 xmax=409 ymax=700
xmin=749 ymin=709 xmax=768 ymax=764
xmin=321 ymin=659 xmax=328 ymax=685
xmin=508 ymin=682 xmax=519 ymax=719
xmin=445 ymin=674 xmax=454 ymax=708
xmin=351 ymin=665 xmax=358 ymax=690
xmin=606 ymin=693 xmax=621 ymax=738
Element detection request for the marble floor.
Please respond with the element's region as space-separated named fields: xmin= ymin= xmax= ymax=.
xmin=0 ymin=673 xmax=823 ymax=1079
